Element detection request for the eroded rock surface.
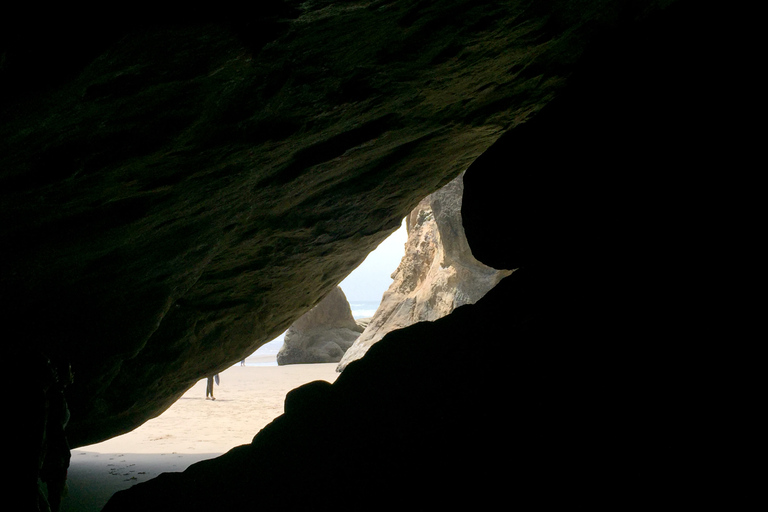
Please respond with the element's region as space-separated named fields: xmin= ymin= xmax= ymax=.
xmin=338 ymin=173 xmax=512 ymax=370
xmin=3 ymin=1 xmax=740 ymax=508
xmin=101 ymin=1 xmax=741 ymax=508
xmin=277 ymin=286 xmax=363 ymax=364
xmin=3 ymin=1 xmax=599 ymax=447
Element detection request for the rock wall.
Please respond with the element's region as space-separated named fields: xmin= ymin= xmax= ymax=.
xmin=277 ymin=286 xmax=364 ymax=365
xmin=4 ymin=1 xmax=593 ymax=448
xmin=74 ymin=1 xmax=748 ymax=510
xmin=338 ymin=173 xmax=512 ymax=370
xmin=4 ymin=1 xmax=747 ymax=508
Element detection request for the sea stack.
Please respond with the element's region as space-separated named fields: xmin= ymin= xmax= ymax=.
xmin=277 ymin=286 xmax=365 ymax=365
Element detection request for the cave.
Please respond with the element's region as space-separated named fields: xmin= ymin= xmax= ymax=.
xmin=2 ymin=1 xmax=744 ymax=510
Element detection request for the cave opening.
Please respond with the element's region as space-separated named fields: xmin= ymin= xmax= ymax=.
xmin=64 ymin=218 xmax=410 ymax=511
xmin=66 ymin=168 xmax=512 ymax=511
xmin=5 ymin=2 xmax=739 ymax=510
xmin=245 ymin=217 xmax=409 ymax=367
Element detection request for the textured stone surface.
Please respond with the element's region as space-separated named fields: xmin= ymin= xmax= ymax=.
xmin=99 ymin=1 xmax=744 ymax=508
xmin=277 ymin=286 xmax=363 ymax=364
xmin=3 ymin=1 xmax=603 ymax=447
xmin=4 ymin=1 xmax=745 ymax=508
xmin=338 ymin=173 xmax=512 ymax=370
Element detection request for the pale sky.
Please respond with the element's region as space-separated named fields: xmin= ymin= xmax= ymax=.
xmin=339 ymin=218 xmax=408 ymax=303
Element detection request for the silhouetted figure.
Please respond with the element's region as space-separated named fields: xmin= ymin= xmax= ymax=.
xmin=240 ymin=359 xmax=246 ymax=366
xmin=38 ymin=359 xmax=73 ymax=512
xmin=206 ymin=374 xmax=219 ymax=400
xmin=19 ymin=350 xmax=57 ymax=512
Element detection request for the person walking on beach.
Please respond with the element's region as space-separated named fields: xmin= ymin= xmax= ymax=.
xmin=206 ymin=374 xmax=219 ymax=400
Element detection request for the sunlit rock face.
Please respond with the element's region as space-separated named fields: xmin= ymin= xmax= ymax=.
xmin=338 ymin=172 xmax=512 ymax=370
xmin=277 ymin=286 xmax=363 ymax=364
xmin=2 ymin=1 xmax=601 ymax=448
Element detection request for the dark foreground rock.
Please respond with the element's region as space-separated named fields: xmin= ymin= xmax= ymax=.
xmin=277 ymin=286 xmax=363 ymax=364
xmin=3 ymin=0 xmax=608 ymax=449
xmin=5 ymin=0 xmax=750 ymax=509
xmin=103 ymin=2 xmax=743 ymax=509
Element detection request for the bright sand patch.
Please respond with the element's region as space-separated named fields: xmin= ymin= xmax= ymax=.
xmin=61 ymin=362 xmax=340 ymax=512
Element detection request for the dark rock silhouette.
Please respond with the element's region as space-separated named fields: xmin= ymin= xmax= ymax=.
xmin=102 ymin=2 xmax=741 ymax=509
xmin=3 ymin=0 xmax=597 ymax=449
xmin=3 ymin=0 xmax=746 ymax=509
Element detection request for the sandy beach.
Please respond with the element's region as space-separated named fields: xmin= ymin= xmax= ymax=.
xmin=60 ymin=360 xmax=340 ymax=512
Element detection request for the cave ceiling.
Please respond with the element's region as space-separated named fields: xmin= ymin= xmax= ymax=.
xmin=1 ymin=0 xmax=684 ymax=447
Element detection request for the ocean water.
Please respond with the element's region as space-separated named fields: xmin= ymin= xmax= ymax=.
xmin=240 ymin=300 xmax=380 ymax=367
xmin=348 ymin=300 xmax=380 ymax=320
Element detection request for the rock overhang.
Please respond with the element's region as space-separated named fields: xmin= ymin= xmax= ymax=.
xmin=2 ymin=0 xmax=690 ymax=449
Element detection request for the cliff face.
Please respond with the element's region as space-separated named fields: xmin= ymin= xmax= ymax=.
xmin=338 ymin=173 xmax=512 ymax=370
xmin=277 ymin=286 xmax=364 ymax=365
